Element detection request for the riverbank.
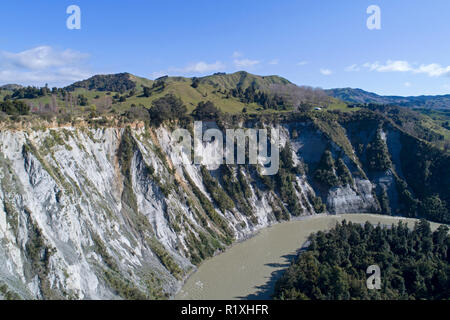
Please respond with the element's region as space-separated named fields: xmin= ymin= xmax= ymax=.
xmin=174 ymin=213 xmax=329 ymax=298
xmin=175 ymin=213 xmax=446 ymax=300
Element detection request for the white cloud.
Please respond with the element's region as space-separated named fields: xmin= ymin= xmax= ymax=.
xmin=363 ymin=60 xmax=413 ymax=73
xmin=0 ymin=46 xmax=91 ymax=86
xmin=233 ymin=59 xmax=260 ymax=68
xmin=345 ymin=64 xmax=361 ymax=72
xmin=176 ymin=61 xmax=225 ymax=73
xmin=0 ymin=68 xmax=91 ymax=84
xmin=152 ymin=61 xmax=226 ymax=77
xmin=320 ymin=68 xmax=333 ymax=76
xmin=413 ymin=63 xmax=450 ymax=77
xmin=350 ymin=60 xmax=450 ymax=77
xmin=268 ymin=59 xmax=279 ymax=65
xmin=296 ymin=61 xmax=308 ymax=66
xmin=232 ymin=51 xmax=243 ymax=58
xmin=404 ymin=82 xmax=412 ymax=87
xmin=1 ymin=46 xmax=89 ymax=70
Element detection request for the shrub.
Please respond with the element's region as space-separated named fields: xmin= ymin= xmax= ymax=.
xmin=0 ymin=100 xmax=30 ymax=115
xmin=314 ymin=150 xmax=339 ymax=188
xmin=149 ymin=94 xmax=187 ymax=126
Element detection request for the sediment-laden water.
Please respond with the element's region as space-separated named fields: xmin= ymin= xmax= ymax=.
xmin=175 ymin=214 xmax=444 ymax=300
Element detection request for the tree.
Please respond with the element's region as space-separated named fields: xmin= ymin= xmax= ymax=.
xmin=192 ymin=101 xmax=220 ymax=120
xmin=421 ymin=195 xmax=448 ymax=223
xmin=152 ymin=79 xmax=166 ymax=90
xmin=65 ymin=73 xmax=136 ymax=92
xmin=366 ymin=132 xmax=391 ymax=171
xmin=0 ymin=100 xmax=30 ymax=115
xmin=336 ymin=158 xmax=353 ymax=186
xmin=77 ymin=94 xmax=88 ymax=106
xmin=191 ymin=77 xmax=200 ymax=88
xmin=274 ymin=220 xmax=450 ymax=300
xmin=314 ymin=150 xmax=339 ymax=188
xmin=149 ymin=94 xmax=187 ymax=126
xmin=143 ymin=86 xmax=151 ymax=98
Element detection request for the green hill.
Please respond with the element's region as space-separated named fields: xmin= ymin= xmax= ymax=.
xmin=65 ymin=73 xmax=138 ymax=92
xmin=0 ymin=84 xmax=23 ymax=91
xmin=198 ymin=71 xmax=292 ymax=91
xmin=9 ymin=71 xmax=328 ymax=116
xmin=53 ymin=71 xmax=332 ymax=114
xmin=1 ymin=71 xmax=448 ymax=151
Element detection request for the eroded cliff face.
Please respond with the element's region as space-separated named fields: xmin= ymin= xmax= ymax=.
xmin=0 ymin=121 xmax=394 ymax=300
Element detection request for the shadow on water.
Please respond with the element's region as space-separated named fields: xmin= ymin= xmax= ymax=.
xmin=236 ymin=253 xmax=297 ymax=300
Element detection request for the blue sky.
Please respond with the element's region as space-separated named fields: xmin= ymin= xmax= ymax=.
xmin=1 ymin=0 xmax=450 ymax=96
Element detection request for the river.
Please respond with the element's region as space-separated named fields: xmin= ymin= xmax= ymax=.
xmin=175 ymin=214 xmax=444 ymax=300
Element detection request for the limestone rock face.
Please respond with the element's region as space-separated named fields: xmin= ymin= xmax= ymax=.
xmin=0 ymin=121 xmax=397 ymax=300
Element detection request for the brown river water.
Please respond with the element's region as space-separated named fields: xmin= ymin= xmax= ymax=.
xmin=175 ymin=214 xmax=444 ymax=300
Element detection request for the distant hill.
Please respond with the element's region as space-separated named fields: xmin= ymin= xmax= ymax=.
xmin=57 ymin=71 xmax=333 ymax=113
xmin=0 ymin=71 xmax=448 ymax=151
xmin=198 ymin=71 xmax=292 ymax=91
xmin=0 ymin=84 xmax=23 ymax=91
xmin=63 ymin=71 xmax=292 ymax=95
xmin=65 ymin=73 xmax=137 ymax=93
xmin=4 ymin=71 xmax=450 ymax=113
xmin=326 ymin=88 xmax=450 ymax=110
xmin=6 ymin=74 xmax=450 ymax=111
xmin=198 ymin=71 xmax=332 ymax=109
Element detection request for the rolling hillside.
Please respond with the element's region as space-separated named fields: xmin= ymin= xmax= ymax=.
xmin=326 ymin=87 xmax=450 ymax=110
xmin=1 ymin=72 xmax=449 ymax=151
xmin=0 ymin=72 xmax=366 ymax=117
